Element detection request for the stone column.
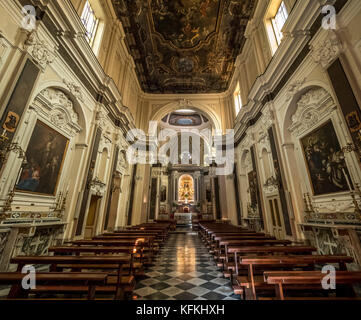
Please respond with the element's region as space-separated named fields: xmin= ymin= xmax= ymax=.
xmin=194 ymin=171 xmax=201 ymax=204
xmin=155 ymin=171 xmax=161 ymax=220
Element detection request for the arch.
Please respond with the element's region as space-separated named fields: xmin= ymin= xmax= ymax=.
xmin=32 ymin=80 xmax=88 ymax=142
xmin=151 ymin=101 xmax=222 ymax=132
xmin=281 ymin=81 xmax=335 ymax=145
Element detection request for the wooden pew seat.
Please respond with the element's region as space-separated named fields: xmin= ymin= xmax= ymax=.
xmin=0 ymin=272 xmax=108 ymax=300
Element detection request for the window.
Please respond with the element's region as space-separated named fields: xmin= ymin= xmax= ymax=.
xmin=234 ymin=83 xmax=243 ymax=115
xmin=81 ymin=1 xmax=99 ymax=46
xmin=271 ymin=1 xmax=288 ymax=46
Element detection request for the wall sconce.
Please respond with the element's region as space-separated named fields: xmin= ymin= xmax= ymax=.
xmin=0 ymin=142 xmax=26 ymax=164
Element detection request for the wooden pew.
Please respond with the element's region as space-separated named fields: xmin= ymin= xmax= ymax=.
xmin=101 ymin=232 xmax=164 ymax=242
xmin=211 ymin=235 xmax=275 ymax=253
xmin=264 ymin=271 xmax=361 ymax=300
xmin=93 ymin=235 xmax=159 ymax=253
xmin=203 ymin=229 xmax=264 ymax=244
xmin=107 ymin=230 xmax=167 ymax=242
xmin=48 ymin=245 xmax=145 ymax=275
xmin=154 ymin=219 xmax=177 ymax=231
xmin=227 ymin=245 xmax=317 ymax=275
xmin=225 ymin=246 xmax=317 ymax=293
xmin=10 ymin=255 xmax=134 ymax=300
xmin=216 ymin=239 xmax=292 ymax=268
xmin=94 ymin=235 xmax=160 ymax=250
xmin=70 ymin=239 xmax=154 ymax=264
xmin=0 ymin=272 xmax=107 ymax=300
xmin=238 ymin=255 xmax=354 ymax=300
xmin=125 ymin=227 xmax=168 ymax=241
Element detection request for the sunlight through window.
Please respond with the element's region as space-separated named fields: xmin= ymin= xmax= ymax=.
xmin=81 ymin=0 xmax=99 ymax=46
xmin=271 ymin=1 xmax=288 ymax=45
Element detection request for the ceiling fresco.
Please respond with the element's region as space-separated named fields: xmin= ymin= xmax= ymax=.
xmin=111 ymin=0 xmax=257 ymax=94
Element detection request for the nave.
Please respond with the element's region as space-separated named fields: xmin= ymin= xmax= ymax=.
xmin=1 ymin=220 xmax=361 ymax=301
xmin=133 ymin=231 xmax=238 ymax=300
xmin=0 ymin=0 xmax=361 ymax=306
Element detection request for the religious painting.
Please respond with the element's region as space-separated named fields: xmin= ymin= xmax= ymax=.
xmin=2 ymin=111 xmax=20 ymax=133
xmin=301 ymin=121 xmax=352 ymax=196
xmin=150 ymin=0 xmax=220 ymax=49
xmin=206 ymin=184 xmax=212 ymax=202
xmin=248 ymin=170 xmax=258 ymax=210
xmin=160 ymin=185 xmax=167 ymax=202
xmin=0 ymin=60 xmax=40 ymax=170
xmin=178 ymin=174 xmax=194 ymax=203
xmin=16 ymin=121 xmax=69 ymax=195
xmin=113 ymin=0 xmax=255 ymax=93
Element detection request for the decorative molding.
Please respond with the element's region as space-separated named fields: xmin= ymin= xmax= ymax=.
xmin=263 ymin=176 xmax=279 ymax=195
xmin=285 ymin=78 xmax=306 ymax=102
xmin=34 ymin=87 xmax=82 ymax=137
xmin=89 ymin=177 xmax=107 ymax=197
xmin=288 ymin=87 xmax=336 ymax=137
xmin=302 ymin=227 xmax=358 ymax=266
xmin=316 ymin=200 xmax=355 ymax=213
xmin=310 ymin=31 xmax=343 ymax=69
xmin=117 ymin=150 xmax=128 ymax=172
xmin=63 ymin=79 xmax=84 ymax=103
xmin=23 ymin=30 xmax=56 ymax=70
xmin=0 ymin=229 xmax=10 ymax=256
xmin=96 ymin=110 xmax=108 ymax=129
xmin=178 ymin=99 xmax=192 ymax=109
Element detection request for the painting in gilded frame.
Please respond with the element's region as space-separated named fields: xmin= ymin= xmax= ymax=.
xmin=16 ymin=120 xmax=69 ymax=195
xmin=300 ymin=120 xmax=352 ymax=196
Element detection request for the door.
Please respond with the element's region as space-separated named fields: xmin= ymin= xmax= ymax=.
xmin=85 ymin=195 xmax=101 ymax=239
xmin=267 ymin=197 xmax=285 ymax=239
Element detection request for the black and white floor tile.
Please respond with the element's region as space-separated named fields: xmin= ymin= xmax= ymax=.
xmin=133 ymin=232 xmax=241 ymax=300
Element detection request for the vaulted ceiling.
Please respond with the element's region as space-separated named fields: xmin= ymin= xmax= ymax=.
xmin=111 ymin=0 xmax=257 ymax=94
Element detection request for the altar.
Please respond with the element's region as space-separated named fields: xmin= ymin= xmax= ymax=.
xmin=174 ymin=212 xmax=193 ymax=225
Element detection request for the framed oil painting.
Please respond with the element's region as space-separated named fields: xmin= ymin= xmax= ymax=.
xmin=160 ymin=185 xmax=167 ymax=202
xmin=301 ymin=120 xmax=352 ymax=196
xmin=248 ymin=170 xmax=258 ymax=210
xmin=16 ymin=120 xmax=69 ymax=196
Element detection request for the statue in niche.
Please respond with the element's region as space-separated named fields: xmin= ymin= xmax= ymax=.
xmin=160 ymin=185 xmax=167 ymax=202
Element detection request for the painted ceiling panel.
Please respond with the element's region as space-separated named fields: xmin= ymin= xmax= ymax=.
xmin=111 ymin=0 xmax=257 ymax=94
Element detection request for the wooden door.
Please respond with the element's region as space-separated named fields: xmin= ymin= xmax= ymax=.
xmin=85 ymin=195 xmax=101 ymax=239
xmin=268 ymin=197 xmax=285 ymax=239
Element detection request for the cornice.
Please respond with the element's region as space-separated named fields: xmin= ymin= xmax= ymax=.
xmin=234 ymin=0 xmax=350 ymax=146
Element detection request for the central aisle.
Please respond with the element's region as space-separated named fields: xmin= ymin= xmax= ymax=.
xmin=133 ymin=232 xmax=240 ymax=300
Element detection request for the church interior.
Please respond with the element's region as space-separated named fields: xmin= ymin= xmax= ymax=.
xmin=0 ymin=0 xmax=361 ymax=302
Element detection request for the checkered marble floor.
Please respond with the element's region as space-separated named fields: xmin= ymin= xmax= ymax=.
xmin=132 ymin=232 xmax=241 ymax=300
